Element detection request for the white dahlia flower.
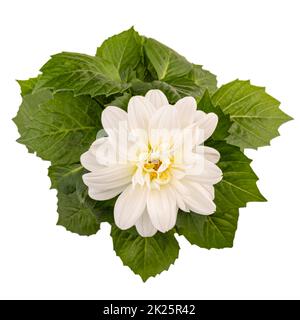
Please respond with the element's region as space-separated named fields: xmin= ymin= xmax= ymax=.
xmin=80 ymin=90 xmax=222 ymax=237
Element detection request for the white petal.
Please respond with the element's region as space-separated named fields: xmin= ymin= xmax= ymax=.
xmin=157 ymin=158 xmax=170 ymax=173
xmin=80 ymin=138 xmax=108 ymax=171
xmin=80 ymin=150 xmax=100 ymax=172
xmin=82 ymin=165 xmax=134 ymax=189
xmin=194 ymin=112 xmax=218 ymax=143
xmin=179 ymin=178 xmax=216 ymax=214
xmin=185 ymin=160 xmax=223 ymax=184
xmin=149 ymin=106 xmax=180 ymax=147
xmin=82 ymin=164 xmax=134 ymax=201
xmin=114 ymin=184 xmax=148 ymax=230
xmin=88 ymin=135 xmax=127 ymax=168
xmin=170 ymin=180 xmax=190 ymax=212
xmin=128 ymin=96 xmax=156 ymax=130
xmin=147 ymin=186 xmax=177 ymax=233
xmin=202 ymin=184 xmax=215 ymax=199
xmin=149 ymin=105 xmax=179 ymax=130
xmin=135 ymin=209 xmax=157 ymax=237
xmin=194 ymin=110 xmax=206 ymax=122
xmin=132 ymin=165 xmax=145 ymax=187
xmin=171 ymin=165 xmax=186 ymax=180
xmin=195 ymin=146 xmax=220 ymax=163
xmin=88 ymin=184 xmax=127 ymax=201
xmin=85 ymin=164 xmax=134 ymax=180
xmin=175 ymin=97 xmax=197 ymax=128
xmin=145 ymin=89 xmax=169 ymax=109
xmin=90 ymin=137 xmax=108 ymax=154
xmin=94 ymin=137 xmax=116 ymax=166
xmin=101 ymin=106 xmax=128 ymax=133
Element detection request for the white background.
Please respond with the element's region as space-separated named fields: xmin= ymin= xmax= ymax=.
xmin=0 ymin=0 xmax=299 ymax=300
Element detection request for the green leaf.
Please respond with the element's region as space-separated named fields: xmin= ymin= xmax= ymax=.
xmin=96 ymin=27 xmax=142 ymax=81
xmin=111 ymin=226 xmax=179 ymax=281
xmin=17 ymin=76 xmax=40 ymax=96
xmin=17 ymin=92 xmax=101 ymax=165
xmin=212 ymin=80 xmax=292 ymax=149
xmin=187 ymin=64 xmax=217 ymax=95
xmin=57 ymin=188 xmax=100 ymax=236
xmin=176 ymin=209 xmax=239 ymax=249
xmin=48 ymin=163 xmax=84 ymax=194
xmin=208 ymin=140 xmax=266 ymax=210
xmin=13 ymin=88 xmax=53 ymax=153
xmin=132 ymin=59 xmax=154 ymax=82
xmin=49 ymin=162 xmax=115 ymax=224
xmin=35 ymin=52 xmax=129 ymax=97
xmin=198 ymin=91 xmax=232 ymax=141
xmin=130 ymin=79 xmax=176 ymax=103
xmin=144 ymin=38 xmax=192 ymax=81
xmin=131 ymin=65 xmax=217 ymax=104
xmin=165 ymin=76 xmax=209 ymax=101
xmin=94 ymin=199 xmax=115 ymax=224
xmin=130 ymin=79 xmax=200 ymax=104
xmin=177 ymin=140 xmax=264 ymax=249
xmin=142 ymin=39 xmax=217 ymax=102
xmin=106 ymin=92 xmax=132 ymax=110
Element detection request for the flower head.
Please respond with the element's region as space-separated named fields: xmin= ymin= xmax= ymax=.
xmin=81 ymin=90 xmax=222 ymax=237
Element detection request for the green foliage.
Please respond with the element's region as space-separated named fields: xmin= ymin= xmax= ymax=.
xmin=16 ymin=92 xmax=101 ymax=165
xmin=57 ymin=188 xmax=100 ymax=236
xmin=198 ymin=91 xmax=232 ymax=141
xmin=107 ymin=92 xmax=132 ymax=110
xmin=13 ymin=88 xmax=53 ymax=153
xmin=96 ymin=27 xmax=142 ymax=81
xmin=212 ymin=80 xmax=292 ymax=149
xmin=177 ymin=209 xmax=239 ymax=249
xmin=13 ymin=28 xmax=291 ymax=281
xmin=35 ymin=52 xmax=129 ymax=97
xmin=131 ymin=40 xmax=217 ymax=103
xmin=17 ymin=76 xmax=40 ymax=96
xmin=111 ymin=227 xmax=179 ymax=281
xmin=177 ymin=141 xmax=266 ymax=249
xmin=48 ymin=163 xmax=84 ymax=194
xmin=144 ymin=38 xmax=192 ymax=81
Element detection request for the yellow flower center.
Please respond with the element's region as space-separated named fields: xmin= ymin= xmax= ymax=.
xmin=143 ymin=154 xmax=171 ymax=185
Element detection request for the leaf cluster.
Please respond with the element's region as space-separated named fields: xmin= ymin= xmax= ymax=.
xmin=13 ymin=28 xmax=291 ymax=281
